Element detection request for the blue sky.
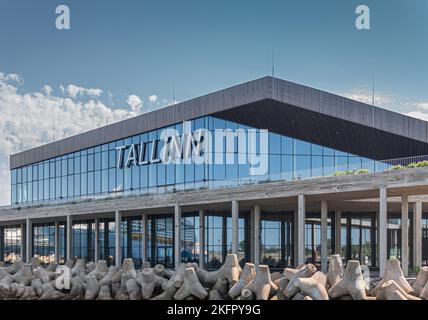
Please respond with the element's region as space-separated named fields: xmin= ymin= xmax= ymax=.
xmin=1 ymin=0 xmax=427 ymax=103
xmin=0 ymin=0 xmax=427 ymax=205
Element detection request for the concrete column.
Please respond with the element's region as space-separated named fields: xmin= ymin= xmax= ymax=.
xmin=115 ymin=211 xmax=121 ymax=267
xmin=321 ymin=200 xmax=328 ymax=273
xmin=141 ymin=214 xmax=148 ymax=263
xmin=25 ymin=218 xmax=31 ymax=263
xmin=199 ymin=209 xmax=205 ymax=269
xmin=94 ymin=218 xmax=99 ymax=262
xmin=54 ymin=221 xmax=60 ymax=264
xmin=20 ymin=223 xmax=26 ymax=262
xmin=378 ymin=188 xmax=387 ymax=275
xmin=174 ymin=204 xmax=181 ymax=270
xmin=231 ymin=200 xmax=239 ymax=254
xmin=401 ymin=195 xmax=409 ymax=276
xmin=413 ymin=201 xmax=422 ymax=269
xmin=254 ymin=205 xmax=261 ymax=266
xmin=66 ymin=215 xmax=72 ymax=261
xmin=250 ymin=208 xmax=255 ymax=262
xmin=297 ymin=194 xmax=305 ymax=265
xmin=334 ymin=210 xmax=342 ymax=255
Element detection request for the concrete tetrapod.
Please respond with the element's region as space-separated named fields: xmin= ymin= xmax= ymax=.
xmin=282 ymin=264 xmax=317 ymax=299
xmin=163 ymin=263 xmax=186 ymax=291
xmin=412 ymin=266 xmax=428 ymax=298
xmin=376 ymin=280 xmax=421 ymax=300
xmin=373 ymin=259 xmax=413 ymax=296
xmin=296 ymin=271 xmax=329 ymax=300
xmin=327 ymin=254 xmax=343 ymax=287
xmin=201 ymin=254 xmax=241 ymax=287
xmin=242 ymin=265 xmax=277 ymax=300
xmin=137 ymin=267 xmax=167 ymax=299
xmin=228 ymin=262 xmax=256 ymax=299
xmin=86 ymin=260 xmax=108 ymax=280
xmin=99 ymin=266 xmax=120 ymax=286
xmin=173 ymin=267 xmax=208 ymax=300
xmin=328 ymin=260 xmax=367 ymax=300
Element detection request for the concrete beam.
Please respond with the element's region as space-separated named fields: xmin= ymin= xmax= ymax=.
xmin=321 ymin=200 xmax=328 ymax=273
xmin=334 ymin=210 xmax=341 ymax=255
xmin=413 ymin=201 xmax=422 ymax=268
xmin=378 ymin=188 xmax=387 ymax=276
xmin=231 ymin=200 xmax=239 ymax=254
xmin=401 ymin=195 xmax=409 ymax=276
xmin=174 ymin=204 xmax=181 ymax=270
xmin=297 ymin=194 xmax=305 ymax=265
xmin=115 ymin=211 xmax=121 ymax=267
xmin=141 ymin=213 xmax=148 ymax=263
xmin=254 ymin=205 xmax=261 ymax=266
xmin=199 ymin=209 xmax=205 ymax=269
xmin=66 ymin=215 xmax=72 ymax=261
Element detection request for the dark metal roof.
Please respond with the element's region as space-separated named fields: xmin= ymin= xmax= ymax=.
xmin=10 ymin=76 xmax=428 ymax=169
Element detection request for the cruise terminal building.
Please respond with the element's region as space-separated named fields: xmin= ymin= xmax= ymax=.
xmin=1 ymin=76 xmax=428 ymax=276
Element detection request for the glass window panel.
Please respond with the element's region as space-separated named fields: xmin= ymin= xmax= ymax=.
xmin=295 ymin=140 xmax=311 ymax=155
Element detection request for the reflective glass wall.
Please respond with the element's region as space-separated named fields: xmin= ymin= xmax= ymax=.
xmin=11 ymin=116 xmax=383 ymax=206
xmin=72 ymin=220 xmax=95 ymax=262
xmin=205 ymin=213 xmax=249 ymax=269
xmin=340 ymin=214 xmax=377 ymax=267
xmin=0 ymin=225 xmax=22 ymax=263
xmin=261 ymin=212 xmax=294 ymax=269
xmin=148 ymin=215 xmax=174 ymax=268
xmin=121 ymin=217 xmax=143 ymax=268
xmin=305 ymin=213 xmax=335 ymax=267
xmin=423 ymin=214 xmax=428 ymax=266
xmin=32 ymin=223 xmax=55 ymax=264
xmin=99 ymin=219 xmax=115 ymax=266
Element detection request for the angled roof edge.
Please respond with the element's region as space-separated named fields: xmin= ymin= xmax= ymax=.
xmin=10 ymin=76 xmax=427 ymax=169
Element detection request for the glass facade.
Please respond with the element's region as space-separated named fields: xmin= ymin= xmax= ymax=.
xmin=423 ymin=214 xmax=428 ymax=266
xmin=0 ymin=225 xmax=22 ymax=263
xmin=72 ymin=220 xmax=95 ymax=262
xmin=148 ymin=215 xmax=174 ymax=268
xmin=305 ymin=213 xmax=335 ymax=267
xmin=340 ymin=214 xmax=377 ymax=267
xmin=99 ymin=219 xmax=115 ymax=266
xmin=32 ymin=223 xmax=55 ymax=264
xmin=205 ymin=213 xmax=249 ymax=269
xmin=11 ymin=116 xmax=383 ymax=206
xmin=261 ymin=212 xmax=293 ymax=269
xmin=121 ymin=217 xmax=143 ymax=268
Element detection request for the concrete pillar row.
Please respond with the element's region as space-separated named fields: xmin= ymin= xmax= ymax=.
xmin=401 ymin=195 xmax=409 ymax=276
xmin=254 ymin=205 xmax=261 ymax=266
xmin=115 ymin=211 xmax=122 ymax=267
xmin=174 ymin=204 xmax=181 ymax=270
xmin=378 ymin=187 xmax=388 ymax=276
xmin=320 ymin=200 xmax=328 ymax=273
xmin=231 ymin=200 xmax=239 ymax=254
xmin=297 ymin=194 xmax=305 ymax=265
xmin=199 ymin=209 xmax=205 ymax=269
xmin=413 ymin=201 xmax=422 ymax=269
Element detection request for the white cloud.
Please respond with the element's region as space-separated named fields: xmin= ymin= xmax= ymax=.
xmin=341 ymin=88 xmax=394 ymax=108
xmin=148 ymin=94 xmax=158 ymax=103
xmin=405 ymin=111 xmax=428 ymax=121
xmin=66 ymin=84 xmax=103 ymax=99
xmin=43 ymin=85 xmax=53 ymax=96
xmin=0 ymin=72 xmax=23 ymax=84
xmin=0 ymin=72 xmax=142 ymax=206
xmin=126 ymin=94 xmax=143 ymax=112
